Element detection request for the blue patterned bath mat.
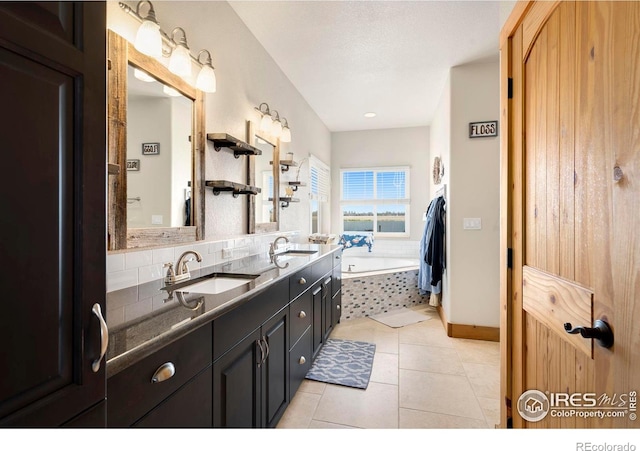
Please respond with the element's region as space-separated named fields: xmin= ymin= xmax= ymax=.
xmin=305 ymin=338 xmax=376 ymax=389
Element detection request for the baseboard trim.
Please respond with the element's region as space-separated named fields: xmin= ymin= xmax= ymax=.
xmin=436 ymin=305 xmax=500 ymax=342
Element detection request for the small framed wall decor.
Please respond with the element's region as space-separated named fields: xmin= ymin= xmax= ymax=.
xmin=142 ymin=142 xmax=160 ymax=155
xmin=469 ymin=121 xmax=498 ymax=138
xmin=126 ymin=159 xmax=140 ymax=171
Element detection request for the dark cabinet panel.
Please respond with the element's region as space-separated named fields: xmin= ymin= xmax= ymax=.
xmin=62 ymin=401 xmax=106 ymax=428
xmin=311 ymin=283 xmax=324 ymax=359
xmin=322 ymin=276 xmax=333 ymax=341
xmin=261 ymin=308 xmax=289 ymax=428
xmin=332 ymin=290 xmax=342 ymax=327
xmin=289 ymin=265 xmax=314 ymax=301
xmin=0 ymin=2 xmax=106 ymax=427
xmin=134 ymin=367 xmax=213 ymax=428
xmin=213 ymin=329 xmax=261 ymax=428
xmin=289 ymin=327 xmax=312 ymax=398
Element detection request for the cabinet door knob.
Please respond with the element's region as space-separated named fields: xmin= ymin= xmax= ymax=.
xmin=298 ymin=356 xmax=306 ymax=365
xmin=298 ymin=310 xmax=306 ymax=319
xmin=299 ymin=277 xmax=307 ymax=285
xmin=336 ymin=305 xmax=341 ymax=310
xmin=151 ymin=362 xmax=176 ymax=383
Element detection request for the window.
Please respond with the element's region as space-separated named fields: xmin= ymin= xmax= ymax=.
xmin=340 ymin=167 xmax=409 ymax=236
xmin=309 ymin=155 xmax=330 ymax=234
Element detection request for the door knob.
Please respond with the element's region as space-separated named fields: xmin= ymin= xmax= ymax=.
xmin=563 ymin=319 xmax=614 ymax=348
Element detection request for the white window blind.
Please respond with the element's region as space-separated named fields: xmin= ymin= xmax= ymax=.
xmin=309 ymin=155 xmax=330 ymax=202
xmin=340 ymin=166 xmax=410 ymax=236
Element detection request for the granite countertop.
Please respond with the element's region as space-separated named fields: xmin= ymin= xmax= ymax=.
xmin=106 ymin=243 xmax=341 ymax=378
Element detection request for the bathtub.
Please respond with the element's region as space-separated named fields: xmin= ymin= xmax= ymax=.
xmin=339 ymin=255 xmax=428 ymax=320
xmin=341 ymin=256 xmax=419 ymax=278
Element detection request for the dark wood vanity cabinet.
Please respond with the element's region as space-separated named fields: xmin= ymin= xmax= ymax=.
xmin=0 ymin=2 xmax=107 ymax=427
xmin=212 ymin=280 xmax=290 ymax=428
xmin=107 ymin=251 xmax=342 ymax=429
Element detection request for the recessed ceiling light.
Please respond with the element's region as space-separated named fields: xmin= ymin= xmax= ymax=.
xmin=364 ymin=112 xmax=377 ymax=118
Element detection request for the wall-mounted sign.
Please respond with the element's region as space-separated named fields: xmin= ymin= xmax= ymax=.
xmin=126 ymin=159 xmax=140 ymax=171
xmin=469 ymin=121 xmax=498 ymax=138
xmin=142 ymin=142 xmax=160 ymax=155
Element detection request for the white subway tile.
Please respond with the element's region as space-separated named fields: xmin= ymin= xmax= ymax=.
xmin=107 ymin=253 xmax=125 ymax=273
xmin=139 ymin=263 xmax=164 ymax=284
xmin=107 ymin=269 xmax=138 ymax=292
xmin=125 ymin=250 xmax=153 ymax=269
xmin=152 ymin=247 xmax=175 ymax=265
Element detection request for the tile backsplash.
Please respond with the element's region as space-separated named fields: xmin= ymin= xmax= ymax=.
xmin=106 ymin=231 xmax=300 ymax=293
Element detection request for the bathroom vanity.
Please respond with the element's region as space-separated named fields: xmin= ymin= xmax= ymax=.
xmin=106 ymin=244 xmax=342 ymax=428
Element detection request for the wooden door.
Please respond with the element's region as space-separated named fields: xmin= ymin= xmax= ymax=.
xmin=0 ymin=2 xmax=107 ymax=426
xmin=503 ymin=0 xmax=640 ymax=428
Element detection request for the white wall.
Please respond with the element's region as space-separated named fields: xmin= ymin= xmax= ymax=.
xmin=108 ymin=1 xmax=331 ymax=240
xmin=429 ymin=75 xmax=452 ymax=319
xmin=127 ymin=97 xmax=172 ymax=228
xmin=330 ymin=126 xmax=430 ymax=244
xmin=429 ymin=61 xmax=500 ymax=328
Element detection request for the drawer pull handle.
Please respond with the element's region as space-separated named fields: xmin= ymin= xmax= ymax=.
xmin=298 ymin=310 xmax=306 ymax=319
xmin=298 ymin=356 xmax=306 ymax=365
xmin=91 ymin=303 xmax=109 ymax=373
xmin=298 ymin=277 xmax=307 ymax=285
xmin=151 ymin=362 xmax=176 ymax=383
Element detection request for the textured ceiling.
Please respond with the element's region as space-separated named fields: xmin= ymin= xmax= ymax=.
xmin=229 ymin=0 xmax=503 ymax=132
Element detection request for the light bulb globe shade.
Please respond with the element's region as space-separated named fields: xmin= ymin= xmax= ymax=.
xmin=272 ymin=120 xmax=283 ymax=138
xmin=196 ymin=65 xmax=216 ymax=93
xmin=281 ymin=127 xmax=291 ymax=143
xmin=163 ymin=85 xmax=181 ymax=97
xmin=134 ymin=68 xmax=155 ymax=82
xmin=168 ymin=44 xmax=192 ymax=78
xmin=259 ymin=114 xmax=272 ymax=133
xmin=134 ymin=20 xmax=162 ymax=58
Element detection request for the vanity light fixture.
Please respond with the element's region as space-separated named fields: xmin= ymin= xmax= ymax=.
xmin=280 ymin=118 xmax=291 ymax=143
xmin=120 ymin=1 xmax=218 ymax=93
xmin=130 ymin=1 xmax=162 ymax=58
xmin=255 ymin=103 xmax=273 ymax=134
xmin=271 ymin=110 xmax=283 ymax=138
xmin=168 ymin=27 xmax=192 ymax=78
xmin=254 ymin=103 xmax=292 ymax=142
xmin=195 ymin=50 xmax=217 ymax=93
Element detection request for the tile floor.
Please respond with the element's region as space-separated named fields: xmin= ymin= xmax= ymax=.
xmin=277 ymin=304 xmax=500 ymax=429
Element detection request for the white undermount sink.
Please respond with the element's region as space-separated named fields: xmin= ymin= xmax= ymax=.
xmin=176 ymin=276 xmax=256 ymax=295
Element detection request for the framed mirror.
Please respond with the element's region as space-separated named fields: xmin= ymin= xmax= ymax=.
xmin=246 ymin=121 xmax=279 ymax=233
xmin=107 ymin=30 xmax=205 ymax=250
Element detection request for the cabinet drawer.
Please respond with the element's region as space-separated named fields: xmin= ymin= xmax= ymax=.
xmin=289 ymin=289 xmax=312 ymax=348
xmin=289 ymin=265 xmax=313 ymax=301
xmin=107 ymin=324 xmax=212 ymax=427
xmin=134 ymin=366 xmax=212 ymax=428
xmin=289 ymin=326 xmax=312 ymax=399
xmin=312 ymin=255 xmax=333 ymax=280
xmin=214 ymin=278 xmax=288 ymax=361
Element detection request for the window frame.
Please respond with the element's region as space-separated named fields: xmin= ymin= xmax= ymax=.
xmin=340 ymin=166 xmax=410 ymax=238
